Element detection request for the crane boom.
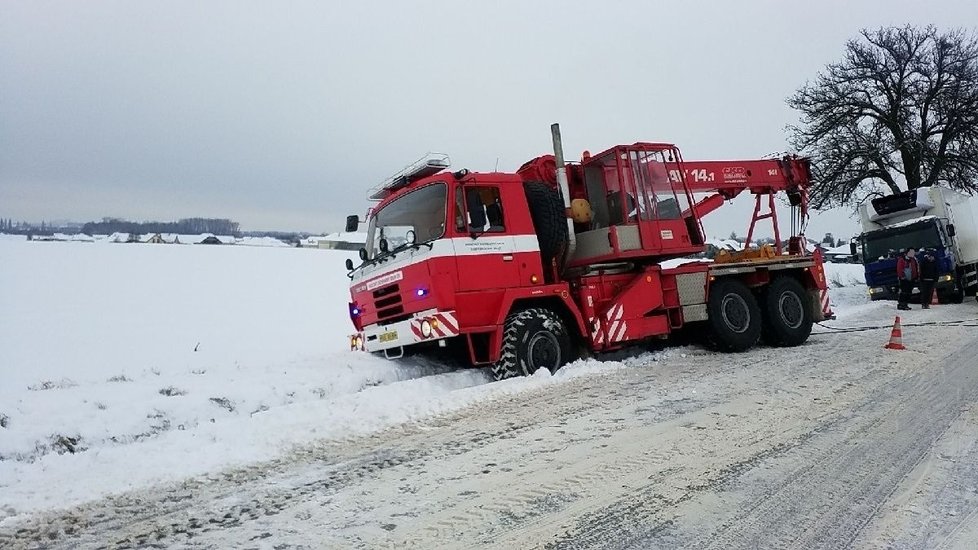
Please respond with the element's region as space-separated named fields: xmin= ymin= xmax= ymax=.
xmin=675 ymin=156 xmax=812 ymax=253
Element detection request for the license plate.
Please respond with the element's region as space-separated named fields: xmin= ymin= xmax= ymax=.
xmin=379 ymin=331 xmax=398 ymax=343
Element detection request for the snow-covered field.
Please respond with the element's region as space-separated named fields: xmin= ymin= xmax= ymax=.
xmin=0 ymin=239 xmax=870 ymax=523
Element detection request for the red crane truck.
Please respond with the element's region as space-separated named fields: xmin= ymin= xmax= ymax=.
xmin=344 ymin=125 xmax=832 ymax=380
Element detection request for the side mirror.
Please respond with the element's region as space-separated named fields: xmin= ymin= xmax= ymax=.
xmin=379 ymin=238 xmax=389 ymax=253
xmin=345 ymin=258 xmax=354 ymax=271
xmin=358 ymin=248 xmax=368 ymax=261
xmin=849 ymin=242 xmax=857 ymax=256
xmin=466 ymin=190 xmax=487 ymax=231
xmin=948 ymin=224 xmax=956 ymax=237
xmin=345 ymin=215 xmax=360 ymax=233
xmin=405 ymin=229 xmax=416 ymax=245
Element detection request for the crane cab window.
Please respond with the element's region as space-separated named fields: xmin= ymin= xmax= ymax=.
xmin=583 ymin=148 xmax=694 ymax=228
xmin=456 ymin=187 xmax=505 ymax=233
xmin=630 ymin=151 xmax=684 ymax=221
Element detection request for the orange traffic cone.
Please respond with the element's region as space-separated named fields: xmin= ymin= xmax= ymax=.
xmin=884 ymin=316 xmax=906 ymax=350
xmin=930 ymin=288 xmax=939 ymax=306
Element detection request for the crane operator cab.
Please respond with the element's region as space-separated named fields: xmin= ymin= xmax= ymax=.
xmin=568 ymin=143 xmax=706 ymax=268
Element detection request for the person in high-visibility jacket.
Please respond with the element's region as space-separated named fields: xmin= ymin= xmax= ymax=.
xmin=896 ymin=247 xmax=919 ymax=311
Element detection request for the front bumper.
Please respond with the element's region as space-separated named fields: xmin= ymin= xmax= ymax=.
xmin=868 ymin=276 xmax=956 ymax=301
xmin=351 ymin=309 xmax=459 ymax=353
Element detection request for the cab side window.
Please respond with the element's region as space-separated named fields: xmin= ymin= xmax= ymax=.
xmin=457 ymin=187 xmax=505 ymax=232
xmin=455 ymin=187 xmax=467 ymax=232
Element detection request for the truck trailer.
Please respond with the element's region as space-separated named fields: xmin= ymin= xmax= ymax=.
xmin=858 ymin=186 xmax=978 ymax=303
xmin=345 ymin=125 xmax=832 ymax=380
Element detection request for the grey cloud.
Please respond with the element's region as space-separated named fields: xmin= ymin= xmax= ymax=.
xmin=2 ymin=0 xmax=975 ymax=236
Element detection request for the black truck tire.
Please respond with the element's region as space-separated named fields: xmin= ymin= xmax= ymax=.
xmin=705 ymin=279 xmax=762 ymax=352
xmin=491 ymin=308 xmax=573 ymax=381
xmin=943 ymin=280 xmax=965 ymax=304
xmin=523 ymin=182 xmax=568 ymax=275
xmin=760 ymin=276 xmax=813 ymax=347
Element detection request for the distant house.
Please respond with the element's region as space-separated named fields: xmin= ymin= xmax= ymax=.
xmin=145 ymin=233 xmax=166 ymax=244
xmin=824 ymin=243 xmax=859 ymax=263
xmin=183 ymin=234 xmax=234 ymax=245
xmin=197 ymin=235 xmax=224 ymax=245
xmin=694 ymin=238 xmax=742 ymax=259
xmin=26 ymin=233 xmax=95 ymax=243
xmin=304 ymin=232 xmax=367 ymax=251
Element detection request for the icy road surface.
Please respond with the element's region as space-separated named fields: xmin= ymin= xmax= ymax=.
xmin=3 ymin=239 xmax=978 ymax=548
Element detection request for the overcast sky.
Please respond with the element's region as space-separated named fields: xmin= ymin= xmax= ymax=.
xmin=2 ymin=1 xmax=976 ymax=238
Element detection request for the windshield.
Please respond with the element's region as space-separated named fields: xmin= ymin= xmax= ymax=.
xmin=366 ymin=183 xmax=447 ymax=259
xmin=862 ymin=221 xmax=943 ymax=261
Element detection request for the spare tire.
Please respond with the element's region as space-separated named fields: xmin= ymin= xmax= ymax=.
xmin=523 ymin=181 xmax=568 ymax=277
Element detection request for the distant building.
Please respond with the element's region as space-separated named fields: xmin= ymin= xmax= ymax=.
xmin=197 ymin=235 xmax=224 ymax=245
xmin=303 ymin=232 xmax=367 ymax=251
xmin=824 ymin=243 xmax=859 ymax=263
xmin=145 ymin=233 xmax=166 ymax=244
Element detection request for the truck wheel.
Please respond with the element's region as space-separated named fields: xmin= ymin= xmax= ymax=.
xmin=761 ymin=277 xmax=813 ymax=347
xmin=944 ymin=284 xmax=965 ymax=304
xmin=705 ymin=279 xmax=761 ymax=352
xmin=524 ymin=182 xmax=569 ymax=276
xmin=491 ymin=308 xmax=573 ymax=381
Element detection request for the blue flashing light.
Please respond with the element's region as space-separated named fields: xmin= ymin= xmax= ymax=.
xmin=352 ymin=307 xmax=361 ymax=316
xmin=416 ymin=288 xmax=428 ymax=297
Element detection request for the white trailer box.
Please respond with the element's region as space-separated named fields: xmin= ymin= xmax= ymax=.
xmin=860 ymin=186 xmax=978 ymax=265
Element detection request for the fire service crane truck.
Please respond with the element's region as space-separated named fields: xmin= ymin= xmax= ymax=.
xmin=344 ymin=125 xmax=832 ymax=380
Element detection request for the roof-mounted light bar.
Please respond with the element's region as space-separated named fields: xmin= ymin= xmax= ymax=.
xmin=368 ymin=153 xmax=450 ymax=201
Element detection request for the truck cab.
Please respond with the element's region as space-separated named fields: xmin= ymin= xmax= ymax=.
xmin=859 ymin=187 xmax=978 ymax=303
xmin=347 ymin=157 xmax=559 ymax=361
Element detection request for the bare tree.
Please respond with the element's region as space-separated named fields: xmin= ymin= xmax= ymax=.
xmin=788 ymin=25 xmax=978 ymax=209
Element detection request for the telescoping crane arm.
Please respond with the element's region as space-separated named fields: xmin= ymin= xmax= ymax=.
xmin=680 ymin=157 xmax=811 ymax=217
xmin=677 ymin=156 xmax=812 ymax=254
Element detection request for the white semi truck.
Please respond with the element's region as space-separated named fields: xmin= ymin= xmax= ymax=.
xmin=858 ymin=186 xmax=978 ymax=303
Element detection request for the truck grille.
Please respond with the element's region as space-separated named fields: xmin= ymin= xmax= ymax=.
xmin=372 ymin=284 xmax=406 ymax=324
xmin=870 ymin=268 xmax=897 ymax=286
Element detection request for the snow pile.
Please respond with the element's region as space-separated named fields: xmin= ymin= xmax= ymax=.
xmin=235 ymin=236 xmax=290 ymax=247
xmin=823 ymin=262 xmax=872 ymax=318
xmin=824 ymin=262 xmax=866 ymax=288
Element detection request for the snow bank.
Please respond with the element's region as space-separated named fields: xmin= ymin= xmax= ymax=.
xmin=235 ymin=236 xmax=289 ymax=247
xmin=822 ymin=262 xmax=873 ymax=318
xmin=0 ymin=240 xmax=665 ymax=520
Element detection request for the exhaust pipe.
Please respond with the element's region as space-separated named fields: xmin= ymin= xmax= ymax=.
xmin=550 ymin=123 xmax=576 ymax=266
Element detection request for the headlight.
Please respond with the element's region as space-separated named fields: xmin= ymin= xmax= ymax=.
xmin=939 ymin=274 xmax=954 ymax=282
xmin=420 ymin=319 xmax=432 ymax=338
xmin=354 ymin=336 xmax=363 ymax=349
xmin=869 ymin=287 xmax=884 ymax=294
